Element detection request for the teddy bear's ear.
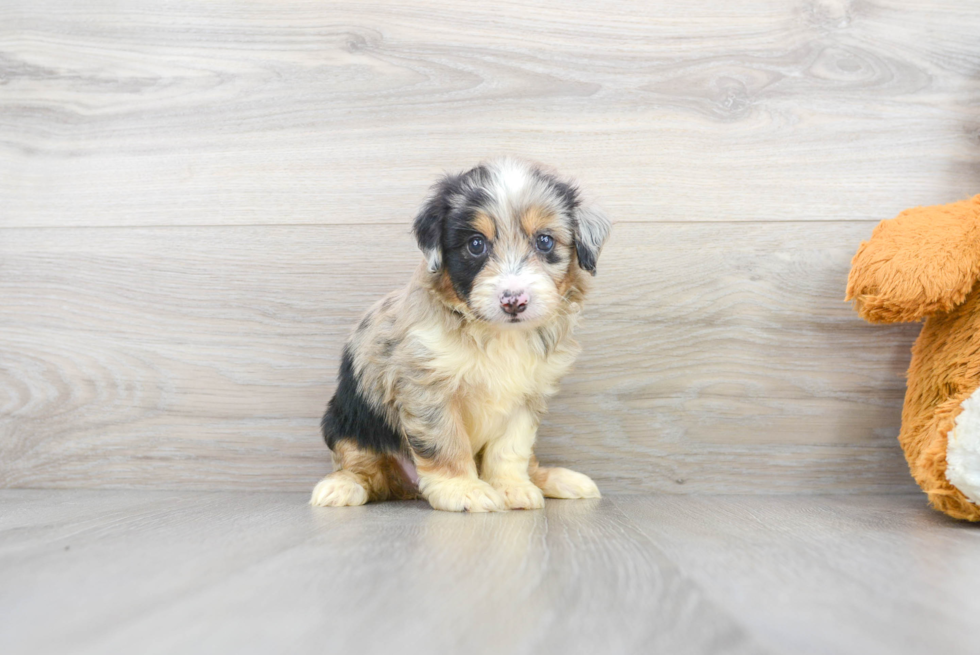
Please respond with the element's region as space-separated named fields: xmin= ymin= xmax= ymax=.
xmin=573 ymin=205 xmax=611 ymax=275
xmin=846 ymin=194 xmax=980 ymax=323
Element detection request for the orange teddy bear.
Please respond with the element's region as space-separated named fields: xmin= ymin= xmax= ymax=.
xmin=847 ymin=195 xmax=980 ymax=521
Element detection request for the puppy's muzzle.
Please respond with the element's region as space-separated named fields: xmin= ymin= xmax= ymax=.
xmin=499 ymin=289 xmax=529 ymax=316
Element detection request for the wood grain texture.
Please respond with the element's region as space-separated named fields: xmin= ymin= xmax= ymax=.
xmin=3 ymin=0 xmax=976 ymax=493
xmin=0 ymin=221 xmax=921 ymax=492
xmin=0 ymin=490 xmax=763 ymax=655
xmin=614 ymin=494 xmax=980 ymax=655
xmin=1 ymin=0 xmax=979 ymax=228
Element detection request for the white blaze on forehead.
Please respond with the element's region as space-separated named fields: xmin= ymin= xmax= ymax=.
xmin=946 ymin=387 xmax=980 ymax=505
xmin=481 ymin=159 xmax=533 ymax=232
xmin=494 ymin=158 xmax=533 ymax=203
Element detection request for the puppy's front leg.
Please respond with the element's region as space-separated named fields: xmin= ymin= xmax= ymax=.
xmin=480 ymin=406 xmax=545 ymax=510
xmin=400 ymin=398 xmax=506 ymax=513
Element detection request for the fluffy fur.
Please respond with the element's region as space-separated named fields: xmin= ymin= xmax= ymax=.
xmin=847 ymin=194 xmax=980 ymax=521
xmin=311 ymin=158 xmax=610 ymax=512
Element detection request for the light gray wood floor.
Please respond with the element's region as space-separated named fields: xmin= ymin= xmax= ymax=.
xmin=2 ymin=490 xmax=977 ymax=655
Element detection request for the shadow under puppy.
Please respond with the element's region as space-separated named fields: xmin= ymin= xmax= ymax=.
xmin=311 ymin=158 xmax=610 ymax=512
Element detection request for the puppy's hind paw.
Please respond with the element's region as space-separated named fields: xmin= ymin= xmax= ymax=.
xmin=310 ymin=472 xmax=369 ymax=507
xmin=535 ymin=467 xmax=601 ymax=500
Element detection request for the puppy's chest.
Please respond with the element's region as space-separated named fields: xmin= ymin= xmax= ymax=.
xmin=437 ymin=333 xmax=571 ymax=410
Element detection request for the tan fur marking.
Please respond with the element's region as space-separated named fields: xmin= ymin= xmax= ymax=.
xmin=432 ymin=270 xmax=468 ymax=314
xmin=331 ymin=440 xmax=417 ymax=501
xmin=415 ymin=458 xmax=472 ymax=481
xmin=472 ymin=211 xmax=496 ymax=241
xmin=520 ymin=205 xmax=560 ymax=236
xmin=556 ymin=264 xmax=582 ymax=299
xmin=528 ymin=455 xmax=548 ymax=487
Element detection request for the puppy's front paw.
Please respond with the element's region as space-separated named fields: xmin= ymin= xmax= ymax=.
xmin=310 ymin=472 xmax=369 ymax=507
xmin=536 ymin=468 xmax=601 ymax=499
xmin=495 ymin=482 xmax=545 ymax=510
xmin=422 ymin=478 xmax=507 ymax=512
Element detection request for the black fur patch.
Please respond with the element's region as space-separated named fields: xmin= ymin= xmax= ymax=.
xmin=321 ymin=347 xmax=402 ymax=453
xmin=575 ymin=240 xmax=597 ymax=274
xmin=540 ymin=174 xmax=580 ymax=214
xmin=412 ymin=184 xmax=451 ymax=256
xmin=380 ymin=338 xmax=398 ymax=357
xmin=356 ymin=312 xmax=372 ymax=333
xmin=406 ymin=433 xmax=440 ymax=461
xmin=413 ymin=166 xmax=491 ymax=257
xmin=443 ymin=209 xmax=491 ymax=301
xmin=413 ymin=167 xmax=495 ymax=302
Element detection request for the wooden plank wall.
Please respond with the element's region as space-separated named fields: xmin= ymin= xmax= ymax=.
xmin=2 ymin=0 xmax=978 ymax=493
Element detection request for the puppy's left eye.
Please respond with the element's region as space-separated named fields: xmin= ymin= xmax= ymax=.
xmin=535 ymin=234 xmax=555 ymax=253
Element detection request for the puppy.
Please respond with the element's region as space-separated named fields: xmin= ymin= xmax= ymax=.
xmin=310 ymin=158 xmax=610 ymax=512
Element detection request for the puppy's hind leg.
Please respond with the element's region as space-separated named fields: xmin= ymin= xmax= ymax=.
xmin=310 ymin=439 xmax=416 ymax=507
xmin=529 ymin=455 xmax=601 ymax=500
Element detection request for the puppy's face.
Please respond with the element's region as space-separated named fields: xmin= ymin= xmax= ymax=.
xmin=413 ymin=159 xmax=610 ymax=327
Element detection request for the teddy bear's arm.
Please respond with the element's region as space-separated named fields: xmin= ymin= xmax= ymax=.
xmin=846 ymin=195 xmax=980 ymax=323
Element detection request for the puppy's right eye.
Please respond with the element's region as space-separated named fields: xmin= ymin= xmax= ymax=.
xmin=466 ymin=236 xmax=487 ymax=256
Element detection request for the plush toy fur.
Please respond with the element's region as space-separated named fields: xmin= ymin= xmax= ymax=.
xmin=847 ymin=194 xmax=980 ymax=521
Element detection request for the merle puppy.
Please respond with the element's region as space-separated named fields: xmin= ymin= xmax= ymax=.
xmin=311 ymin=158 xmax=610 ymax=512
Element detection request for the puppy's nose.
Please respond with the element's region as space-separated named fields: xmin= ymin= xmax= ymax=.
xmin=500 ymin=290 xmax=529 ymax=316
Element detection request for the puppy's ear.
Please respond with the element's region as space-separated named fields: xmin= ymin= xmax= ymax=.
xmin=573 ymin=205 xmax=611 ymax=275
xmin=413 ymin=176 xmax=456 ymax=273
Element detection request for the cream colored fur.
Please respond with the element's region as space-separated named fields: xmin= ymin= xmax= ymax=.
xmin=310 ymin=471 xmax=369 ymax=507
xmin=530 ymin=465 xmax=601 ymax=500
